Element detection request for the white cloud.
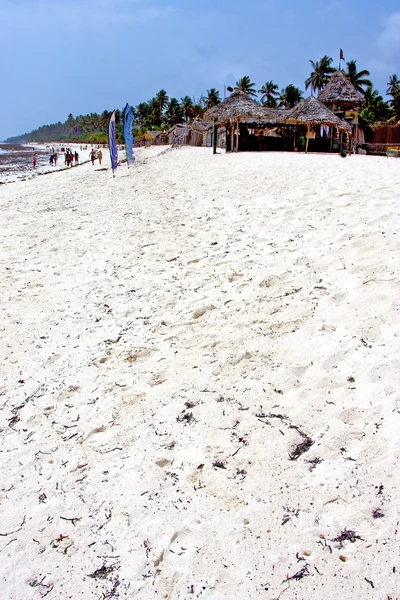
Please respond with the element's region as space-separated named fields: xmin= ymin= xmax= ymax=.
xmin=377 ymin=12 xmax=400 ymax=60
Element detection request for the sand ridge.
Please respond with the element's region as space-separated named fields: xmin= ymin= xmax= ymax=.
xmin=1 ymin=146 xmax=400 ymax=599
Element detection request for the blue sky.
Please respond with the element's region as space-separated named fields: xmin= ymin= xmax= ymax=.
xmin=0 ymin=0 xmax=399 ymax=140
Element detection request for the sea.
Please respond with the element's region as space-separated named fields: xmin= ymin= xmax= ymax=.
xmin=0 ymin=143 xmax=86 ymax=185
xmin=0 ymin=143 xmax=57 ymax=184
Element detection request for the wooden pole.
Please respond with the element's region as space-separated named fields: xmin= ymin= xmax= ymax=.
xmin=305 ymin=124 xmax=310 ymax=153
xmin=212 ymin=119 xmax=217 ymax=155
xmin=231 ymin=123 xmax=235 ymax=152
xmin=293 ymin=127 xmax=296 ymax=151
xmin=235 ymin=119 xmax=240 ymax=152
xmin=330 ymin=126 xmax=333 ymax=152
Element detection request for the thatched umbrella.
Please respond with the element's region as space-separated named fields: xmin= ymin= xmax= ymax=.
xmin=204 ymin=90 xmax=268 ymax=122
xmin=285 ymin=96 xmax=351 ymax=152
xmin=204 ymin=90 xmax=275 ymax=151
xmin=318 ymin=69 xmax=364 ymax=110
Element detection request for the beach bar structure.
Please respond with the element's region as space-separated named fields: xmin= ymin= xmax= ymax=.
xmin=284 ymin=96 xmax=352 ymax=153
xmin=204 ymin=90 xmax=278 ymax=152
xmin=204 ymin=89 xmax=352 ymax=153
xmin=318 ymin=69 xmax=365 ymax=145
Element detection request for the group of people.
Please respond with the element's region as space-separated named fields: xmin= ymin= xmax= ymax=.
xmin=32 ymin=145 xmax=104 ymax=170
xmin=90 ymin=149 xmax=103 ymax=166
xmin=64 ymin=150 xmax=79 ymax=167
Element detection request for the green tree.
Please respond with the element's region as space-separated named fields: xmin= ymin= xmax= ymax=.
xmin=305 ymin=55 xmax=335 ymax=95
xmin=205 ymin=88 xmax=221 ymax=108
xmin=135 ymin=102 xmax=150 ymax=126
xmin=155 ymin=89 xmax=169 ymax=111
xmin=101 ymin=110 xmax=112 ymax=130
xmin=344 ymin=60 xmax=372 ymax=94
xmin=258 ymin=81 xmax=279 ymax=107
xmin=165 ymin=98 xmax=183 ymax=125
xmin=279 ymin=84 xmax=303 ymax=108
xmin=191 ymin=104 xmax=205 ymax=119
xmin=181 ymin=96 xmax=194 ymax=122
xmin=391 ymin=93 xmax=400 ymax=120
xmin=148 ymin=98 xmax=163 ymax=127
xmin=386 ymin=74 xmax=400 ymax=114
xmin=360 ymin=86 xmax=391 ymax=123
xmin=234 ymin=76 xmax=257 ymax=97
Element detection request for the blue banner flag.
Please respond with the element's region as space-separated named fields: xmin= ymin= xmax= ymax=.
xmin=124 ymin=103 xmax=135 ymax=166
xmin=108 ymin=111 xmax=118 ymax=176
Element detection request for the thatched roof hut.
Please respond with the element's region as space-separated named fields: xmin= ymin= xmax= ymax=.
xmin=204 ymin=90 xmax=271 ymax=123
xmin=285 ymin=96 xmax=351 ymax=132
xmin=318 ymin=69 xmax=364 ymax=109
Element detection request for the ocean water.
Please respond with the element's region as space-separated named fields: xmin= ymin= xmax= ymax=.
xmin=0 ymin=143 xmax=65 ymax=184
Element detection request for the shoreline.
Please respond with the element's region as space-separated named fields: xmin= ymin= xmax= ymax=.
xmin=0 ymin=143 xmax=123 ymax=186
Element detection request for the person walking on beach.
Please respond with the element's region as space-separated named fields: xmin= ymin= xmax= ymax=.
xmin=90 ymin=149 xmax=96 ymax=166
xmin=97 ymin=150 xmax=103 ymax=165
xmin=54 ymin=153 xmax=58 ymax=166
xmin=74 ymin=151 xmax=79 ymax=165
xmin=33 ymin=153 xmax=37 ymax=169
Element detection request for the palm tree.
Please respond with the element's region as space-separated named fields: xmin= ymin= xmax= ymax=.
xmin=344 ymin=60 xmax=372 ymax=94
xmin=361 ymin=86 xmax=391 ymax=123
xmin=279 ymin=84 xmax=303 ymax=108
xmin=181 ymin=96 xmax=193 ymax=122
xmin=165 ymin=98 xmax=183 ymax=125
xmin=205 ymin=88 xmax=221 ymax=109
xmin=136 ymin=102 xmax=150 ymax=126
xmin=148 ymin=98 xmax=163 ymax=127
xmin=101 ymin=110 xmax=112 ymax=130
xmin=386 ymin=74 xmax=400 ymax=105
xmin=234 ymin=76 xmax=257 ymax=97
xmin=155 ymin=89 xmax=169 ymax=111
xmin=305 ymin=55 xmax=335 ymax=95
xmin=191 ymin=104 xmax=205 ymax=119
xmin=258 ymin=81 xmax=279 ymax=107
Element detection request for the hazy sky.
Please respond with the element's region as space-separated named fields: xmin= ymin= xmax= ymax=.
xmin=1 ymin=0 xmax=399 ymax=140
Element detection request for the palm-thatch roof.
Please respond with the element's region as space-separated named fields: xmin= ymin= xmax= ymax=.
xmin=204 ymin=90 xmax=271 ymax=123
xmin=285 ymin=96 xmax=351 ymax=132
xmin=240 ymin=108 xmax=290 ymax=126
xmin=318 ymin=69 xmax=364 ymax=107
xmin=191 ymin=118 xmax=213 ymax=132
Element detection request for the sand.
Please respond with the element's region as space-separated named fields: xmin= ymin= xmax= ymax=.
xmin=1 ymin=146 xmax=400 ymax=599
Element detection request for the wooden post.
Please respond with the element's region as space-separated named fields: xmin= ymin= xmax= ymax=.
xmin=355 ymin=123 xmax=359 ymax=154
xmin=212 ymin=119 xmax=217 ymax=155
xmin=235 ymin=119 xmax=240 ymax=152
xmin=293 ymin=127 xmax=296 ymax=151
xmin=329 ymin=126 xmax=333 ymax=152
xmin=305 ymin=124 xmax=310 ymax=153
xmin=231 ymin=123 xmax=235 ymax=152
xmin=339 ymin=131 xmax=343 ymax=155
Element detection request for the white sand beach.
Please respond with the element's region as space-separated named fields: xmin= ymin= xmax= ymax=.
xmin=1 ymin=146 xmax=400 ymax=599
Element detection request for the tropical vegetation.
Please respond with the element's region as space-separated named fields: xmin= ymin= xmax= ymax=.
xmin=305 ymin=55 xmax=335 ymax=95
xmin=234 ymin=76 xmax=257 ymax=97
xmin=344 ymin=60 xmax=372 ymax=94
xmin=5 ymin=59 xmax=400 ymax=144
xmin=258 ymin=81 xmax=279 ymax=107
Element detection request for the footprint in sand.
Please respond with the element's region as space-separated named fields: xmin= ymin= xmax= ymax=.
xmin=125 ymin=348 xmax=154 ymax=362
